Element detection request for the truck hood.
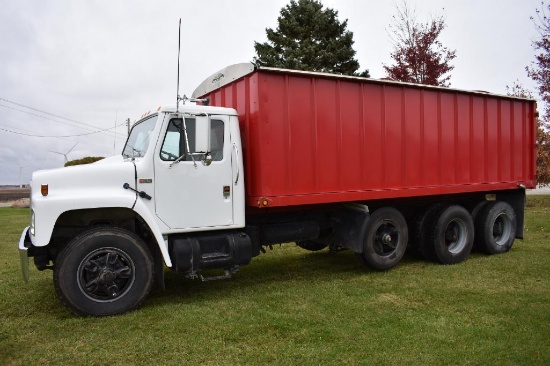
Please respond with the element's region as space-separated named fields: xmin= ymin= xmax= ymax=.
xmin=28 ymin=157 xmax=139 ymax=248
xmin=31 ymin=158 xmax=136 ymax=199
xmin=92 ymin=155 xmax=126 ymax=164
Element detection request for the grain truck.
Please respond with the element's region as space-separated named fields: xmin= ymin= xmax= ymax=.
xmin=18 ymin=63 xmax=537 ymax=316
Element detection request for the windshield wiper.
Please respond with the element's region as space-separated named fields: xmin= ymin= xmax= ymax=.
xmin=122 ymin=146 xmax=143 ymax=159
xmin=169 ymin=152 xmax=198 ymax=168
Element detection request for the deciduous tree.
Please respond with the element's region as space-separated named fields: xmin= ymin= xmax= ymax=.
xmin=253 ymin=0 xmax=369 ymax=77
xmin=526 ymin=2 xmax=550 ymax=186
xmin=527 ymin=2 xmax=550 ymax=117
xmin=384 ymin=1 xmax=456 ymax=86
xmin=536 ymin=120 xmax=550 ymax=187
xmin=507 ymin=81 xmax=550 ymax=187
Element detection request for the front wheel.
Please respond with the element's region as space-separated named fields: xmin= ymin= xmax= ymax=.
xmin=54 ymin=227 xmax=154 ymax=316
xmin=356 ymin=207 xmax=408 ymax=271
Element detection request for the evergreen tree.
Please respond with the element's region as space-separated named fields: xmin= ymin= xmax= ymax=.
xmin=253 ymin=0 xmax=369 ymax=77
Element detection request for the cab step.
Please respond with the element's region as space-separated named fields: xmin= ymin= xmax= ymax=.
xmin=199 ymin=269 xmax=232 ymax=282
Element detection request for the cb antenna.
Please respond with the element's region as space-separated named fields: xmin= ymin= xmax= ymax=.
xmin=176 ymin=18 xmax=182 ymax=113
xmin=174 ymin=18 xmax=210 ymax=109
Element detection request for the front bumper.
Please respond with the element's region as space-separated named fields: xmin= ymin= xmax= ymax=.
xmin=18 ymin=226 xmax=31 ymax=282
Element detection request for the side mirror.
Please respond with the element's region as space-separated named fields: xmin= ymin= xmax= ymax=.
xmin=194 ymin=115 xmax=211 ymax=154
xmin=202 ymin=153 xmax=212 ymax=166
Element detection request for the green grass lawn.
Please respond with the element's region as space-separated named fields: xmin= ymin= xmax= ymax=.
xmin=1 ymin=197 xmax=549 ymax=365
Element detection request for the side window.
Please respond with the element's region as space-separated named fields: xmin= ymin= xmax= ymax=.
xmin=160 ymin=118 xmax=224 ymax=161
xmin=160 ymin=119 xmax=185 ymax=161
xmin=210 ymin=120 xmax=224 ymax=161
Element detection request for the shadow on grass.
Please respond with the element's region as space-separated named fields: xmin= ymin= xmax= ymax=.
xmin=145 ymin=240 xmax=521 ymax=312
xmin=22 ymin=243 xmax=507 ymax=317
xmin=145 ymin=244 xmax=438 ymax=310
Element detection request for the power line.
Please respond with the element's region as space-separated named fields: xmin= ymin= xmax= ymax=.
xmin=1 ymin=97 xmax=107 ymax=130
xmin=0 ymin=102 xmax=125 ymax=139
xmin=0 ymin=123 xmax=119 ymax=151
xmin=0 ymin=98 xmax=125 ymax=138
xmin=0 ymin=123 xmax=126 ymax=138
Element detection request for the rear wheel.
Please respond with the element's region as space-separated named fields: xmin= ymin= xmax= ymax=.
xmin=425 ymin=205 xmax=474 ymax=264
xmin=469 ymin=200 xmax=488 ymax=251
xmin=356 ymin=207 xmax=408 ymax=271
xmin=475 ymin=201 xmax=516 ymax=254
xmin=470 ymin=200 xmax=488 ymax=223
xmin=54 ymin=227 xmax=154 ymax=316
xmin=410 ymin=204 xmax=441 ymax=260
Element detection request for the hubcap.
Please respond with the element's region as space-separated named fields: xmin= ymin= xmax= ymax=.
xmin=77 ymin=248 xmax=135 ymax=301
xmin=492 ymin=213 xmax=512 ymax=246
xmin=444 ymin=219 xmax=467 ymax=254
xmin=373 ymin=222 xmax=399 ymax=256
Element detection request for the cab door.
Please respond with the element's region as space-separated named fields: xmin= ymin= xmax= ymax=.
xmin=154 ymin=114 xmax=234 ymax=229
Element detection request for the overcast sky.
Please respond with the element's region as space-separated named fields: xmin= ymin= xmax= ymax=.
xmin=0 ymin=0 xmax=543 ymax=185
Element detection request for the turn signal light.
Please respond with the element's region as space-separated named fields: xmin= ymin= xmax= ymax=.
xmin=41 ymin=184 xmax=48 ymax=196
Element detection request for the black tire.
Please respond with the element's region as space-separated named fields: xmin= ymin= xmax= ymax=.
xmin=469 ymin=200 xmax=488 ymax=251
xmin=356 ymin=207 xmax=408 ymax=271
xmin=425 ymin=205 xmax=474 ymax=264
xmin=470 ymin=200 xmax=489 ymax=224
xmin=475 ymin=201 xmax=516 ymax=254
xmin=296 ymin=240 xmax=328 ymax=252
xmin=54 ymin=227 xmax=154 ymax=316
xmin=409 ymin=204 xmax=442 ymax=260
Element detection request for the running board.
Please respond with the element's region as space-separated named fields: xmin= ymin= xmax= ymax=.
xmin=199 ymin=270 xmax=232 ymax=282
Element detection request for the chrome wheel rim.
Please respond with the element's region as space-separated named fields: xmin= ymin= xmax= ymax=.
xmin=444 ymin=219 xmax=468 ymax=254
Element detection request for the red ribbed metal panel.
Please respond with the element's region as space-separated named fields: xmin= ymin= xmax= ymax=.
xmin=200 ymin=68 xmax=537 ymax=209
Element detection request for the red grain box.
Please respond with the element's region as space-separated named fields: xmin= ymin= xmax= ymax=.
xmin=194 ymin=64 xmax=537 ymax=209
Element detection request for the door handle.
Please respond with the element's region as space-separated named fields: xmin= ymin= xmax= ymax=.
xmin=232 ymin=143 xmax=240 ymax=185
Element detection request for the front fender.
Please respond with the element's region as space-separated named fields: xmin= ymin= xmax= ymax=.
xmin=132 ymin=198 xmax=172 ymax=267
xmin=32 ymin=194 xmax=173 ymax=268
xmin=31 ymin=189 xmax=137 ymax=247
xmin=31 ymin=195 xmax=172 ymax=268
xmin=30 ymin=159 xmax=137 ymax=247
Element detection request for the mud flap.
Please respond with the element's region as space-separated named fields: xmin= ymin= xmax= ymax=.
xmin=329 ymin=207 xmax=370 ymax=253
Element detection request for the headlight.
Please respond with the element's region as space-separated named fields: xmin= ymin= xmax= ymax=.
xmin=30 ymin=209 xmax=35 ymax=236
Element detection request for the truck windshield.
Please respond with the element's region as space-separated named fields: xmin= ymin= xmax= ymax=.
xmin=122 ymin=115 xmax=157 ymax=158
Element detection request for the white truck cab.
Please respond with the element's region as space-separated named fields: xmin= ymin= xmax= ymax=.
xmin=19 ymin=104 xmax=249 ymax=316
